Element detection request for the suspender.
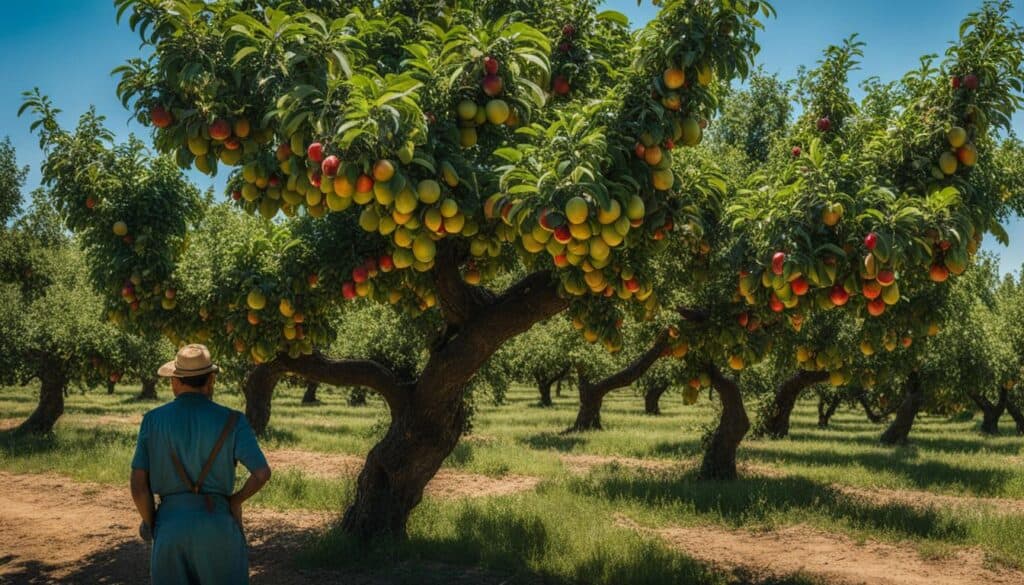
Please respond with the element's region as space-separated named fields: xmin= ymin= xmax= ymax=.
xmin=168 ymin=412 xmax=239 ymax=507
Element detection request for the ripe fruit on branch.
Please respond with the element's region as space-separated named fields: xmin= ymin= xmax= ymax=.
xmin=209 ymin=119 xmax=231 ymax=141
xmin=950 ymin=75 xmax=961 ymax=89
xmin=963 ymin=74 xmax=979 ymax=89
xmin=864 ymin=232 xmax=878 ymax=251
xmin=457 ymin=100 xmax=478 ymax=121
xmin=373 ymin=159 xmax=395 ymax=182
xmin=321 ymin=155 xmax=340 ymax=177
xmin=342 ymin=282 xmax=357 ymax=300
xmin=663 ymin=68 xmax=685 ymax=90
xmin=482 ymin=74 xmax=504 ymax=97
xmin=246 ymin=289 xmax=267 ymax=311
xmin=307 ymin=142 xmax=324 ymax=163
xmin=150 ymin=106 xmax=173 ymax=128
xmin=112 ymin=221 xmax=128 ymax=236
xmin=957 ymin=144 xmax=977 ymax=167
xmin=565 ymin=197 xmax=589 ymax=224
xmin=791 ymin=146 xmax=801 ymax=157
xmin=822 ymin=202 xmax=843 ymax=227
xmin=562 ymin=24 xmax=576 ymax=37
xmin=947 ymin=126 xmax=967 ymax=148
xmin=552 ymin=76 xmax=570 ymax=96
xmin=483 ymin=56 xmax=499 ymax=75
xmin=485 ymin=99 xmax=510 ymax=125
xmin=876 ymin=270 xmax=895 ymax=287
xmin=929 ymin=264 xmax=950 ymax=282
xmin=939 ymin=151 xmax=958 ymax=175
xmin=867 ymin=298 xmax=886 ymax=317
xmin=862 ymin=280 xmax=882 ymax=300
xmin=771 ymin=251 xmax=786 ymax=276
xmin=816 ymin=116 xmax=831 ymax=132
xmin=829 ymin=284 xmax=850 ymax=306
xmin=696 ymin=63 xmax=713 ymax=87
xmin=769 ymin=292 xmax=784 ymax=313
xmin=790 ymin=276 xmax=809 ymax=296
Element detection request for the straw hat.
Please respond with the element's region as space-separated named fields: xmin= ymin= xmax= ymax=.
xmin=157 ymin=344 xmax=220 ymax=378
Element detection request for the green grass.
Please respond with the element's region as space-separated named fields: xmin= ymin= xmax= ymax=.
xmin=1 ymin=382 xmax=1022 ymax=582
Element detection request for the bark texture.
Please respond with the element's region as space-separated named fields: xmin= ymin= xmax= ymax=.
xmin=858 ymin=390 xmax=898 ymax=424
xmin=536 ymin=366 xmax=568 ymax=407
xmin=302 ymin=382 xmax=320 ymax=405
xmin=967 ymin=388 xmax=1008 ymax=435
xmin=17 ymin=367 xmax=68 ymax=435
xmin=755 ymin=370 xmax=829 ymax=439
xmin=700 ymin=365 xmax=750 ymax=480
xmin=817 ymin=394 xmax=842 ymax=428
xmin=137 ymin=378 xmax=158 ymax=401
xmin=644 ymin=383 xmax=668 ymax=415
xmin=565 ymin=331 xmax=669 ymax=432
xmin=1006 ymin=392 xmax=1024 ymax=435
xmin=880 ymin=374 xmax=924 ymax=445
xmin=242 ymin=362 xmax=284 ymax=436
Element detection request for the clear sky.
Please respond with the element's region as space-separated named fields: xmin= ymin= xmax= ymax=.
xmin=2 ymin=1 xmax=1022 ymax=271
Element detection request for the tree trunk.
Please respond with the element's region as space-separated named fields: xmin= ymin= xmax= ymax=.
xmin=555 ymin=377 xmax=563 ymax=397
xmin=16 ymin=368 xmax=67 ymax=435
xmin=302 ymin=382 xmax=320 ymax=405
xmin=106 ymin=380 xmax=115 ymax=395
xmin=136 ymin=378 xmax=158 ymax=401
xmin=967 ymin=388 xmax=1007 ymax=435
xmin=348 ymin=387 xmax=368 ymax=406
xmin=644 ymin=383 xmax=668 ymax=415
xmin=1005 ymin=392 xmax=1024 ymax=435
xmin=817 ymin=394 xmax=842 ymax=428
xmin=755 ymin=370 xmax=829 ymax=439
xmin=243 ymin=361 xmax=283 ymax=436
xmin=858 ymin=390 xmax=897 ymax=423
xmin=568 ymin=385 xmax=605 ymax=431
xmin=537 ymin=376 xmax=553 ymax=407
xmin=880 ymin=374 xmax=924 ymax=445
xmin=700 ymin=365 xmax=750 ymax=480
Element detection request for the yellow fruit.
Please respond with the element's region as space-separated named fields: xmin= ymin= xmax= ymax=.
xmin=485 ymin=99 xmax=511 ymax=125
xmin=860 ymin=340 xmax=875 ymax=356
xmin=112 ymin=221 xmax=128 ymax=236
xmin=644 ymin=145 xmax=663 ymax=166
xmin=881 ymin=282 xmax=901 ymax=305
xmin=589 ymin=237 xmax=610 ymax=261
xmin=394 ymin=188 xmax=417 ymax=214
xmin=373 ymin=160 xmax=396 ymax=182
xmin=233 ymin=118 xmax=251 ymax=138
xmin=393 ymin=248 xmax=414 ymax=269
xmin=417 ymin=180 xmax=441 ymax=204
xmin=326 ymin=192 xmax=351 ymax=212
xmin=397 ymin=141 xmax=415 ymax=164
xmin=444 ymin=213 xmax=465 ymax=234
xmin=457 ymin=100 xmax=478 ymax=121
xmin=187 ymin=136 xmax=209 ymax=156
xmin=565 ymin=197 xmax=589 ymax=224
xmin=308 ymin=204 xmax=326 ymax=218
xmin=600 ymin=224 xmax=624 ymax=247
xmin=359 ymin=207 xmax=381 ymax=232
xmin=625 ymin=195 xmax=645 ymax=221
xmin=681 ymin=117 xmax=702 ymax=146
xmin=948 ymin=126 xmax=967 ymax=148
xmin=663 ymin=68 xmax=685 ymax=90
xmin=247 ymin=289 xmax=267 ymax=310
xmin=305 ymin=191 xmax=322 ymax=207
xmin=569 ymin=221 xmax=591 ymax=240
xmin=373 ymin=181 xmax=394 ymax=205
xmin=459 ymin=127 xmax=478 ymax=148
xmin=697 ymin=63 xmax=713 ymax=86
xmin=652 ymin=169 xmax=674 ymax=191
xmin=728 ymin=355 xmax=745 ymax=371
xmin=219 ymin=148 xmax=242 ymax=166
xmin=412 ymin=233 xmax=437 ymax=262
xmin=597 ymin=199 xmax=621 ymax=224
xmin=279 ymin=299 xmax=295 ymax=318
xmin=939 ymin=151 xmax=958 ymax=175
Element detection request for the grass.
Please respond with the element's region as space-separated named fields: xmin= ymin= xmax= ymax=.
xmin=1 ymin=381 xmax=1022 ymax=582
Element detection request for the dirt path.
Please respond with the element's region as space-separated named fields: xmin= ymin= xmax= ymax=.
xmin=616 ymin=514 xmax=1024 ymax=585
xmin=265 ymin=449 xmax=540 ymax=498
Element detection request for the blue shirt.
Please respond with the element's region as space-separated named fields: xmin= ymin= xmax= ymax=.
xmin=131 ymin=393 xmax=267 ymax=497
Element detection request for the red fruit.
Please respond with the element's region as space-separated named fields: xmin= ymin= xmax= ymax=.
xmin=963 ymin=74 xmax=979 ymax=90
xmin=625 ymin=278 xmax=640 ymax=293
xmin=791 ymin=146 xmax=802 ymax=157
xmin=664 ymin=139 xmax=675 ymax=150
xmin=110 ymin=373 xmax=122 ymax=383
xmin=209 ymin=119 xmax=231 ymax=141
xmin=483 ymin=56 xmax=499 ymax=75
xmin=553 ymin=76 xmax=571 ymax=96
xmin=864 ymin=232 xmax=878 ymax=251
xmin=121 ymin=285 xmax=134 ymax=298
xmin=150 ymin=106 xmax=173 ymax=129
xmin=307 ymin=142 xmax=324 ymax=163
xmin=553 ymin=253 xmax=569 ymax=268
xmin=689 ymin=378 xmax=701 ymax=390
xmin=130 ymin=301 xmax=140 ymax=312
xmin=876 ymin=270 xmax=895 ymax=287
xmin=737 ymin=312 xmax=750 ymax=327
xmin=85 ymin=197 xmax=97 ymax=209
xmin=635 ymin=143 xmax=646 ymax=159
xmin=559 ymin=42 xmax=572 ymax=53
xmin=224 ymin=137 xmax=241 ymax=151
xmin=867 ymin=298 xmax=886 ymax=317
xmin=276 ymin=143 xmax=292 ymax=160
xmin=769 ymin=293 xmax=784 ymax=313
xmin=538 ymin=208 xmax=556 ymax=231
xmin=341 ymin=281 xmax=357 ymax=300
xmin=771 ymin=251 xmax=786 ymax=276
xmin=379 ymin=254 xmax=394 ymax=272
xmin=364 ymin=257 xmax=379 ymax=276
xmin=862 ymin=280 xmax=882 ymax=300
xmin=929 ymin=264 xmax=949 ymax=283
xmin=321 ymin=155 xmax=340 ymax=177
xmin=165 ymin=288 xmax=176 ymax=299
xmin=790 ymin=277 xmax=809 ymax=296
xmin=901 ymin=337 xmax=913 ymax=348
xmin=482 ymin=74 xmax=504 ymax=97
xmin=553 ymin=225 xmax=572 ymax=244
xmin=352 ymin=266 xmax=369 ymax=283
xmin=309 ymin=171 xmax=322 ymax=188
xmin=307 ymin=273 xmax=320 ymax=287
xmin=562 ymin=24 xmax=576 ymax=37
xmin=829 ymin=284 xmax=850 ymax=306
xmin=950 ymin=75 xmax=961 ymax=89
xmin=817 ymin=116 xmax=831 ymax=132
xmin=938 ymin=240 xmax=951 ymax=251
xmin=268 ymin=175 xmax=281 ymax=188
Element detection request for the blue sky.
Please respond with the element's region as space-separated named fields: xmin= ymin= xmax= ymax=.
xmin=2 ymin=1 xmax=1022 ymax=271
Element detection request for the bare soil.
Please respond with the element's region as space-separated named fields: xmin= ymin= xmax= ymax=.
xmin=616 ymin=514 xmax=1024 ymax=585
xmin=265 ymin=448 xmax=541 ymax=498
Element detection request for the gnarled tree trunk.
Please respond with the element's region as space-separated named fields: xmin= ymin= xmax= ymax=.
xmin=700 ymin=364 xmax=749 ymax=480
xmin=858 ymin=389 xmax=898 ymax=424
xmin=880 ymin=373 xmax=924 ymax=445
xmin=644 ymin=382 xmax=668 ymax=415
xmin=243 ymin=361 xmax=284 ymax=436
xmin=137 ymin=378 xmax=158 ymax=401
xmin=536 ymin=365 xmax=568 ymax=407
xmin=967 ymin=388 xmax=1007 ymax=435
xmin=817 ymin=394 xmax=842 ymax=428
xmin=555 ymin=376 xmax=563 ymax=397
xmin=302 ymin=382 xmax=320 ymax=405
xmin=565 ymin=332 xmax=669 ymax=433
xmin=1006 ymin=392 xmax=1024 ymax=435
xmin=755 ymin=370 xmax=829 ymax=439
xmin=106 ymin=380 xmax=116 ymax=395
xmin=17 ymin=367 xmax=68 ymax=435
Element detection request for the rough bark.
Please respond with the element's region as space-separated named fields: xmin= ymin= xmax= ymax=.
xmin=242 ymin=361 xmax=285 ymax=436
xmin=966 ymin=388 xmax=1007 ymax=435
xmin=644 ymin=383 xmax=668 ymax=415
xmin=700 ymin=365 xmax=750 ymax=480
xmin=565 ymin=331 xmax=670 ymax=432
xmin=136 ymin=378 xmax=158 ymax=401
xmin=536 ymin=365 xmax=568 ymax=407
xmin=817 ymin=394 xmax=842 ymax=428
xmin=880 ymin=374 xmax=924 ymax=445
xmin=755 ymin=370 xmax=829 ymax=439
xmin=302 ymin=382 xmax=320 ymax=405
xmin=1006 ymin=392 xmax=1024 ymax=435
xmin=16 ymin=367 xmax=68 ymax=435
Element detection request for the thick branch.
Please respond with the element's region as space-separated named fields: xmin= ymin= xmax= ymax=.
xmin=276 ymin=351 xmax=406 ymax=410
xmin=580 ymin=330 xmax=671 ymax=396
xmin=431 ymin=241 xmax=495 ymax=326
xmin=676 ymin=306 xmax=711 ymax=323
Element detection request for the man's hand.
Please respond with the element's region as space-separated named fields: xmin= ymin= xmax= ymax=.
xmin=229 ymin=494 xmax=244 ymax=529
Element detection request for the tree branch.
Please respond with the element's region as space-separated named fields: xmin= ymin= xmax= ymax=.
xmin=676 ymin=306 xmax=711 ymax=323
xmin=275 ymin=351 xmax=406 ymax=410
xmin=431 ymin=240 xmax=495 ymax=326
xmin=580 ymin=329 xmax=671 ymax=396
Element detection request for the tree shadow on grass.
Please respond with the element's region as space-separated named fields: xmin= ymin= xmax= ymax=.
xmin=0 ymin=426 xmax=134 ymax=458
xmin=516 ymin=432 xmax=586 ymax=452
xmin=781 ymin=430 xmax=1023 ymax=455
xmin=569 ymin=468 xmax=971 ymax=543
xmin=747 ymin=446 xmax=1018 ymax=496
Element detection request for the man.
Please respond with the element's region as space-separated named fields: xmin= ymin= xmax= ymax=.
xmin=130 ymin=344 xmax=272 ymax=585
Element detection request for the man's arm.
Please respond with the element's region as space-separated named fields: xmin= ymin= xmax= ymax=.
xmin=130 ymin=469 xmax=156 ymax=528
xmin=229 ymin=466 xmax=271 ymax=526
xmin=230 ymin=414 xmax=272 ymax=526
